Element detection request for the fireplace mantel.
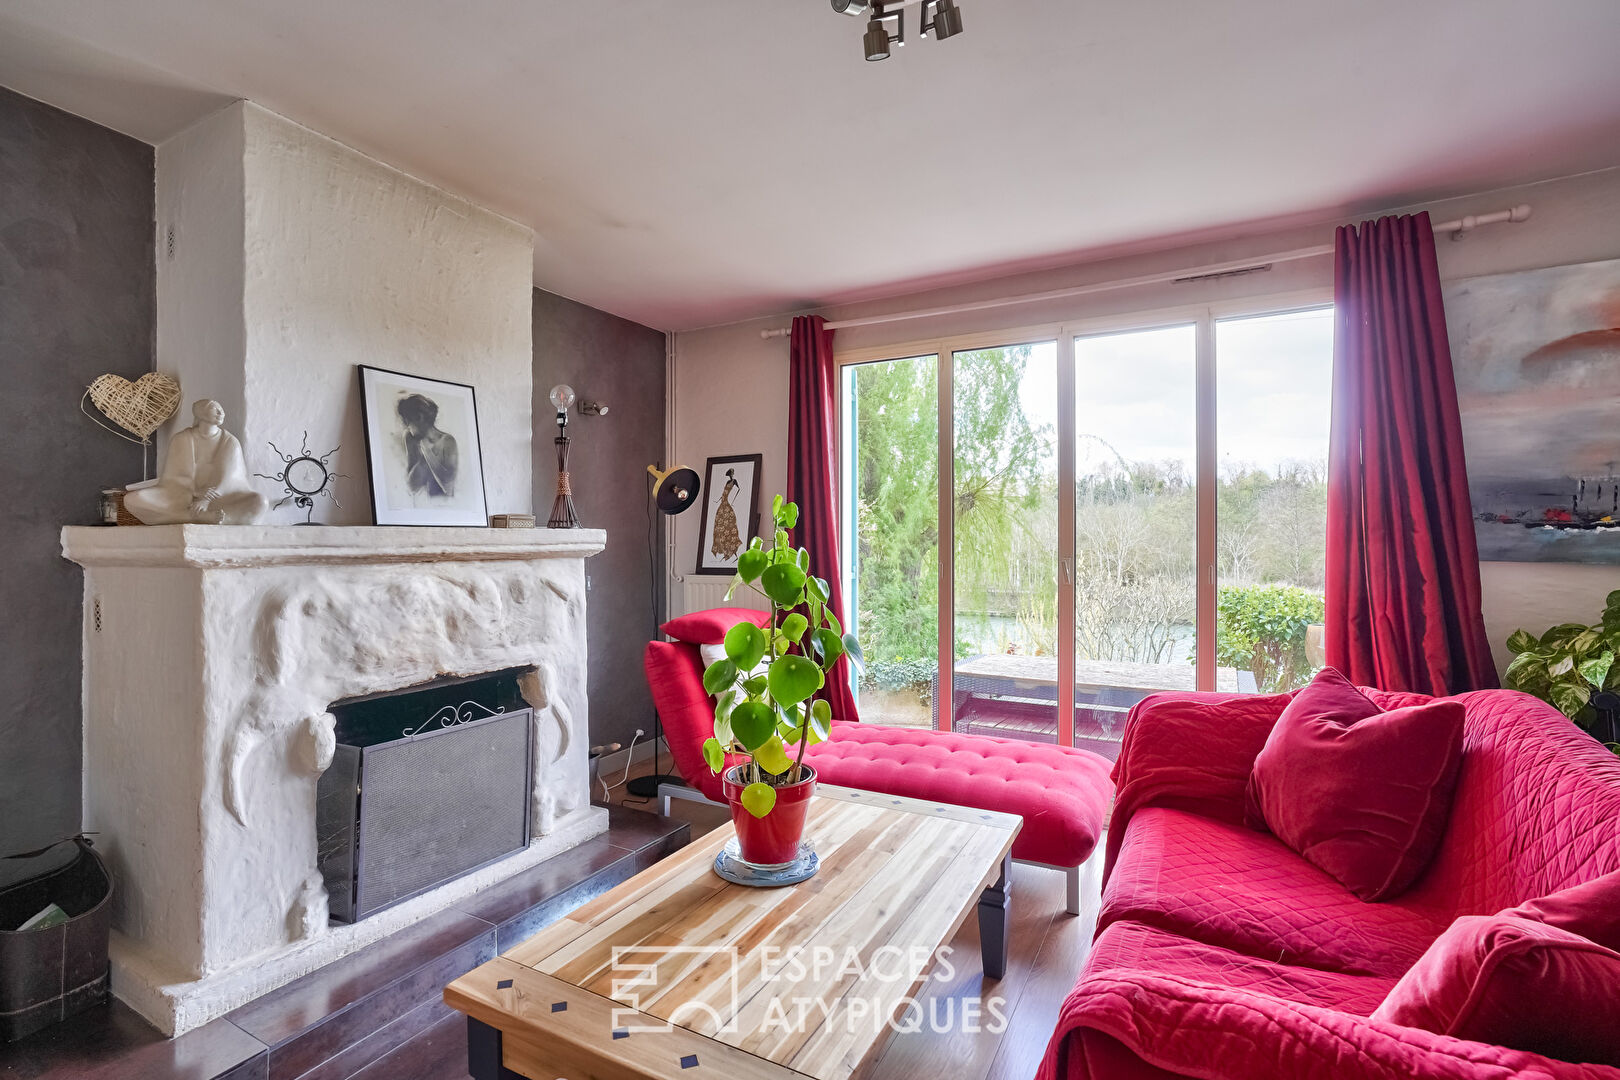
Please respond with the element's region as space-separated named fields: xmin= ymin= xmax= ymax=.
xmin=61 ymin=524 xmax=608 ymax=1036
xmin=62 ymin=523 xmax=605 ymax=569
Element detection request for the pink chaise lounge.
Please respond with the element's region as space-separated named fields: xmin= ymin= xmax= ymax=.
xmin=1038 ymin=686 xmax=1620 ymax=1080
xmin=643 ymin=636 xmax=1115 ymax=922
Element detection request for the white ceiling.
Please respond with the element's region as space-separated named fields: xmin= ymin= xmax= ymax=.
xmin=4 ymin=0 xmax=1620 ymax=331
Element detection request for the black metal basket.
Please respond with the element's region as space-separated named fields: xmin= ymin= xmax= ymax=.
xmin=0 ymin=837 xmax=112 ymax=1042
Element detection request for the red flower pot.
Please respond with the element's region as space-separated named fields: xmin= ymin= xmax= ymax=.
xmin=721 ymin=764 xmax=818 ymax=868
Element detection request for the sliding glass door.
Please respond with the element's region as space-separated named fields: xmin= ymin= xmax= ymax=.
xmin=839 ymin=300 xmax=1333 ymax=751
xmin=949 ymin=340 xmax=1058 ymax=736
xmin=841 ymin=353 xmax=939 ymax=728
xmin=1214 ymin=308 xmax=1334 ymax=694
xmin=1070 ymin=325 xmax=1198 ymax=755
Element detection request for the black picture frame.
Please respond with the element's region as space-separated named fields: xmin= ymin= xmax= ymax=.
xmin=357 ymin=365 xmax=490 ymax=527
xmin=694 ymin=454 xmax=763 ymax=575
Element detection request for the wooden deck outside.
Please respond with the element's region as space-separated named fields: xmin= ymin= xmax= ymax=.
xmin=952 ymin=653 xmax=1250 ymax=694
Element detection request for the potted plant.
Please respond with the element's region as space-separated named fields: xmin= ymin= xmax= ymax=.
xmin=1504 ymin=589 xmax=1620 ymax=755
xmin=699 ymin=495 xmax=862 ymax=870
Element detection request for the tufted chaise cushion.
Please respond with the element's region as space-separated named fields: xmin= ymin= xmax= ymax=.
xmin=644 ymin=639 xmax=1113 ymax=869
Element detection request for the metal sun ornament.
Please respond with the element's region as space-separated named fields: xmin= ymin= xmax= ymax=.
xmin=256 ymin=433 xmax=346 ymax=524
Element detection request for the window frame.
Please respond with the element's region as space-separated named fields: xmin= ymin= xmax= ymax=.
xmin=834 ymin=286 xmax=1332 ymax=743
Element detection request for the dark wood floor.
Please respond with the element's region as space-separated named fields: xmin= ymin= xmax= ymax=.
xmin=0 ymin=777 xmax=1101 ymax=1080
xmin=338 ymin=857 xmax=1097 ymax=1080
xmin=375 ymin=751 xmax=1103 ymax=1080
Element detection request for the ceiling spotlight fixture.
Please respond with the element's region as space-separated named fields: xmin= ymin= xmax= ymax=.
xmin=863 ymin=14 xmax=893 ymax=61
xmin=844 ymin=0 xmax=962 ymax=62
xmin=924 ymin=0 xmax=963 ymax=40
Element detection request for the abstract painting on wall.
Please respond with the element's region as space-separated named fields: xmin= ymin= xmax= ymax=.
xmin=1447 ymin=257 xmax=1620 ymax=564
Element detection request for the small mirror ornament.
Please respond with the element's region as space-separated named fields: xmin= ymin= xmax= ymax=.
xmin=256 ymin=433 xmax=345 ymax=525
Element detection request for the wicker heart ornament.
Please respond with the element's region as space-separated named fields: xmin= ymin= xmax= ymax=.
xmin=86 ymin=372 xmax=181 ymax=441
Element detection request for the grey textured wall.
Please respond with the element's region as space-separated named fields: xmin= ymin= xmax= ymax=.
xmin=0 ymin=87 xmax=154 ymax=856
xmin=532 ymin=290 xmax=666 ymax=752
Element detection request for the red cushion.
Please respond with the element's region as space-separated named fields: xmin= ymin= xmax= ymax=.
xmin=1247 ymin=668 xmax=1465 ymax=901
xmin=1100 ymin=807 xmax=1446 ymax=978
xmin=1502 ymin=871 xmax=1620 ymax=952
xmin=659 ymin=607 xmax=770 ymax=645
xmin=1372 ymin=915 xmax=1620 ymax=1065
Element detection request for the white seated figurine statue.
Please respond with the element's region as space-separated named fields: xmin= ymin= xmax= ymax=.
xmin=125 ymin=399 xmax=268 ymax=525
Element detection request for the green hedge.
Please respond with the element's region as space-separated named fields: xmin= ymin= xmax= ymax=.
xmin=1214 ymin=584 xmax=1324 ymax=694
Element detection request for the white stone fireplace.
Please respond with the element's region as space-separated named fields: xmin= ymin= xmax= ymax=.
xmin=61 ymin=524 xmax=608 ymax=1036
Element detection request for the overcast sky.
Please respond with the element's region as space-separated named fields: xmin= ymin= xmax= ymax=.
xmin=1008 ymin=307 xmax=1334 ymax=477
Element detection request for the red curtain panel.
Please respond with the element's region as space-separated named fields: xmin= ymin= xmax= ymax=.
xmin=787 ymin=314 xmax=862 ymax=723
xmin=1326 ymin=212 xmax=1498 ymax=696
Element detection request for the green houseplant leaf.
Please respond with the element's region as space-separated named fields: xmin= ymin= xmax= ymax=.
xmin=729 ymin=700 xmax=776 ymax=752
xmin=767 ymin=654 xmax=821 ymax=707
xmin=723 ymin=621 xmax=768 ymax=670
xmin=736 ymin=548 xmax=768 ymax=584
xmin=701 ymin=737 xmax=726 ymax=773
xmin=760 ymin=564 xmax=807 ymax=606
xmin=1505 ymin=628 xmax=1540 ymax=654
xmin=702 ymin=659 xmax=737 ymax=695
xmin=740 ymin=782 xmax=776 ymax=819
xmin=753 ymin=736 xmax=792 ymax=776
xmin=1551 ymin=681 xmax=1592 ymax=719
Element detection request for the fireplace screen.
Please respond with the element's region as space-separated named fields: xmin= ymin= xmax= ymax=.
xmin=317 ymin=670 xmax=534 ymax=923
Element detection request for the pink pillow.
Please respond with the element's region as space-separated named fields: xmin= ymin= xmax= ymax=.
xmin=1373 ymin=915 xmax=1620 ymax=1065
xmin=1246 ymin=668 xmax=1464 ymax=901
xmin=659 ymin=607 xmax=770 ymax=645
xmin=1503 ymin=872 xmax=1620 ymax=953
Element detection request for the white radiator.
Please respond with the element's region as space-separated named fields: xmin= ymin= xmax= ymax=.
xmin=673 ymin=577 xmax=766 ymax=618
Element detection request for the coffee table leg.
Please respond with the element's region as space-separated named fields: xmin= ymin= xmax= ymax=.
xmin=977 ymin=853 xmax=1012 ymax=980
xmin=468 ymin=1017 xmax=526 ymax=1080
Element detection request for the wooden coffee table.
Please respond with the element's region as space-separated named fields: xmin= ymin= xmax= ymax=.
xmin=445 ymin=786 xmax=1021 ymax=1080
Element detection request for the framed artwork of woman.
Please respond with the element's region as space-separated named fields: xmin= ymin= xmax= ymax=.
xmin=694 ymin=454 xmax=762 ymax=575
xmin=358 ymin=365 xmax=489 ymax=526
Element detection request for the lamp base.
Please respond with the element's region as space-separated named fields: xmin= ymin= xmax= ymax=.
xmin=625 ymin=773 xmax=683 ymax=799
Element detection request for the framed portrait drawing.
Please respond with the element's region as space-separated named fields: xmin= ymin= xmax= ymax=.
xmin=358 ymin=365 xmax=489 ymax=526
xmin=694 ymin=454 xmax=762 ymax=575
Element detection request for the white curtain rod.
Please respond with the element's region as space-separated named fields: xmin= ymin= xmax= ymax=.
xmin=758 ymin=204 xmax=1532 ymax=340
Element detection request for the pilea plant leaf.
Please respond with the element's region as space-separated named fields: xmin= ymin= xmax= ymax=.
xmin=780 ymin=613 xmax=809 ymax=643
xmin=809 ymin=698 xmax=832 ymax=743
xmin=841 ymin=632 xmax=866 ymax=674
xmin=730 ymin=701 xmax=775 ymax=752
xmin=724 ymin=621 xmax=768 ymax=670
xmin=740 ymin=781 xmax=777 ymax=819
xmin=702 ymin=658 xmax=737 ymax=694
xmin=806 ymin=575 xmax=830 ymax=605
xmin=701 ymin=738 xmax=725 ymax=773
xmin=753 ymin=736 xmax=792 ymax=776
xmin=736 ymin=548 xmax=768 ymax=584
xmin=814 ymin=628 xmax=844 ymax=669
xmin=761 ymin=564 xmax=807 ymax=606
xmin=767 ymin=654 xmax=821 ymax=707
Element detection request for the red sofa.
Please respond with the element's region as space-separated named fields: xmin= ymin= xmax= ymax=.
xmin=1038 ymin=686 xmax=1620 ymax=1080
xmin=644 ymin=639 xmax=1114 ymax=911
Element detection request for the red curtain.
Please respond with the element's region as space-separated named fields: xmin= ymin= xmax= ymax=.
xmin=1326 ymin=212 xmax=1497 ymax=696
xmin=787 ymin=315 xmax=861 ymax=723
